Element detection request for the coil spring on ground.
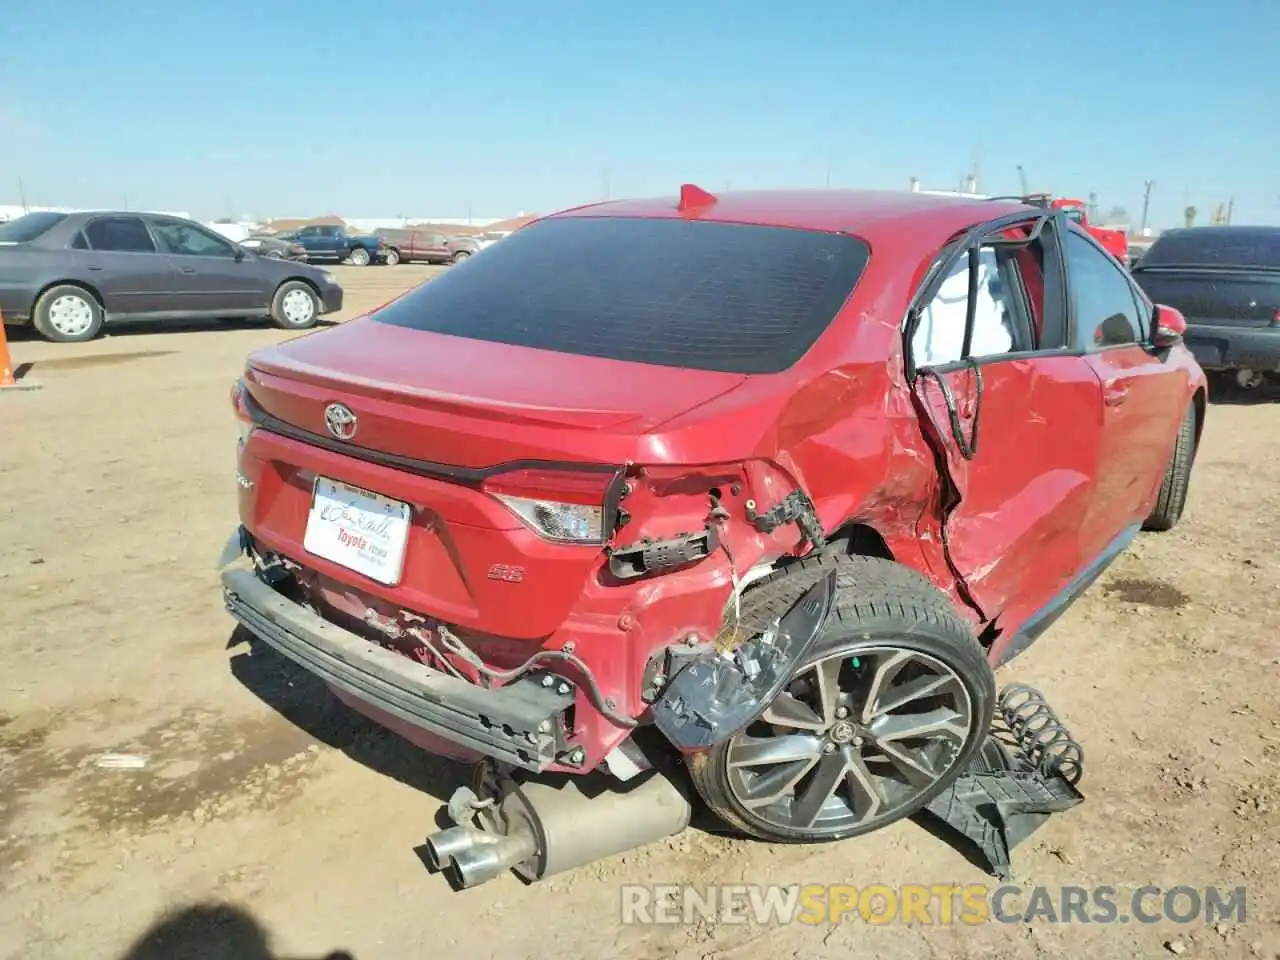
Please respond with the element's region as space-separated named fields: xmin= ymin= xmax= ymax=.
xmin=998 ymin=683 xmax=1084 ymax=786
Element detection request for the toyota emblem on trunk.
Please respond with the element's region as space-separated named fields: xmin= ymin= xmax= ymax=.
xmin=324 ymin=403 xmax=358 ymax=440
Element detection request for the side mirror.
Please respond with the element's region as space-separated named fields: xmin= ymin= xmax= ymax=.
xmin=234 ymin=247 xmax=247 ymax=262
xmin=1151 ymin=304 xmax=1186 ymax=348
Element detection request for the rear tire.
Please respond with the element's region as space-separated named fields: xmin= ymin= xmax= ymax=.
xmin=687 ymin=554 xmax=995 ymax=844
xmin=1143 ymin=403 xmax=1197 ymax=532
xmin=347 ymin=246 xmax=371 ymax=267
xmin=32 ymin=285 xmax=104 ymax=343
xmin=270 ymin=281 xmax=321 ymax=330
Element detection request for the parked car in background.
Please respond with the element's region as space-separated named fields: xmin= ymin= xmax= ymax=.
xmin=1131 ymin=225 xmax=1280 ymax=389
xmin=0 ymin=210 xmax=343 ymax=342
xmin=473 ymin=230 xmax=512 ymax=251
xmin=221 ymin=187 xmax=1204 ymax=888
xmin=375 ymin=228 xmax=480 ymax=265
xmin=282 ymin=225 xmax=389 ymax=266
xmin=240 ymin=235 xmax=309 ymax=261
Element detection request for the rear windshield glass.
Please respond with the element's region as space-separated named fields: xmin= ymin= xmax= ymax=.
xmin=0 ymin=212 xmax=67 ymax=243
xmin=1138 ymin=229 xmax=1280 ymax=270
xmin=372 ymin=216 xmax=871 ymax=374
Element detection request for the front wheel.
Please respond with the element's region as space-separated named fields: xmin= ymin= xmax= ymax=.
xmin=451 ymin=250 xmax=471 ymax=265
xmin=383 ymin=247 xmax=401 ymax=266
xmin=347 ymin=246 xmax=371 ymax=267
xmin=688 ymin=554 xmax=995 ymax=843
xmin=270 ymin=281 xmax=321 ymax=330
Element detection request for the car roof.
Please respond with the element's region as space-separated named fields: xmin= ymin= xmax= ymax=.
xmin=61 ymin=210 xmax=192 ymax=221
xmin=1156 ymin=225 xmax=1280 ymax=239
xmin=548 ymin=188 xmax=1034 ymax=243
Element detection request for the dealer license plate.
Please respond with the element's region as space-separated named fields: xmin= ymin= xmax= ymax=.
xmin=303 ymin=477 xmax=412 ymax=585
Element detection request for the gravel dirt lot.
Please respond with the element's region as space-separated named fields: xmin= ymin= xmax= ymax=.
xmin=2 ymin=264 xmax=1278 ymax=959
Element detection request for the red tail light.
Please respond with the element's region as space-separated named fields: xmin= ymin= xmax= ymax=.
xmin=482 ymin=468 xmax=619 ymax=544
xmin=230 ymin=378 xmax=255 ymax=444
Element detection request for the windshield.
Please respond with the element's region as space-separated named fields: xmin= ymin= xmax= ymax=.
xmin=0 ymin=211 xmax=68 ymax=243
xmin=1136 ymin=228 xmax=1280 ymax=270
xmin=372 ymin=216 xmax=871 ymax=374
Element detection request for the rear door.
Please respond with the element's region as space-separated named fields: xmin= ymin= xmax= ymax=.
xmin=80 ymin=216 xmax=178 ymax=317
xmin=149 ymin=217 xmax=271 ymax=315
xmin=908 ymin=214 xmax=1110 ymax=645
xmin=1065 ymin=228 xmax=1191 ymax=533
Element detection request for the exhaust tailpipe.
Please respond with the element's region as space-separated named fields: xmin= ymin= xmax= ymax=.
xmin=450 ymin=832 xmax=538 ymax=888
xmin=424 ymin=826 xmax=478 ymax=871
xmin=425 ymin=769 xmax=691 ymax=889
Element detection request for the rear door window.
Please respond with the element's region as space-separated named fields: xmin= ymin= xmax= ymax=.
xmin=372 ymin=217 xmax=871 ymax=374
xmin=84 ymin=217 xmax=157 ymax=253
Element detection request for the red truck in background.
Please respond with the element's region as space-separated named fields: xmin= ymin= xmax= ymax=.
xmin=1023 ymin=193 xmax=1131 ymax=265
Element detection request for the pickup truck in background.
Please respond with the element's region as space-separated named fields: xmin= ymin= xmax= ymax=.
xmin=1131 ymin=225 xmax=1280 ymax=389
xmin=374 ymin=228 xmax=480 ymax=265
xmin=282 ymin=225 xmax=389 ymax=266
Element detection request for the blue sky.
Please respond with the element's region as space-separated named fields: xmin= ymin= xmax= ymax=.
xmin=1 ymin=0 xmax=1276 ymax=227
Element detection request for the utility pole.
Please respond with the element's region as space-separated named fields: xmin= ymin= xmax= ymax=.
xmin=1140 ymin=180 xmax=1154 ymax=235
xmin=1016 ymin=165 xmax=1029 ymax=195
xmin=1226 ymin=197 xmax=1234 ymax=225
xmin=824 ymin=162 xmax=831 ymax=188
xmin=17 ymin=176 xmax=28 ymax=212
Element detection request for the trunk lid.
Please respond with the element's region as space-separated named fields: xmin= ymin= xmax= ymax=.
xmin=245 ymin=316 xmax=749 ymax=468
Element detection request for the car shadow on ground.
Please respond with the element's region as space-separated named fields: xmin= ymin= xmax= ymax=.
xmin=226 ymin=628 xmax=466 ymax=804
xmin=117 ymin=902 xmax=354 ymax=960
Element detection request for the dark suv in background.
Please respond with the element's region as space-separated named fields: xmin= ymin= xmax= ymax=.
xmin=0 ymin=211 xmax=343 ymax=342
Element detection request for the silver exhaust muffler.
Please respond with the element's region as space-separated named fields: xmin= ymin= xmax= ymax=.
xmin=425 ymin=769 xmax=692 ymax=889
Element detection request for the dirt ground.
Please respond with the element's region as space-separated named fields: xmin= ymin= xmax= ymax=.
xmin=2 ymin=264 xmax=1278 ymax=959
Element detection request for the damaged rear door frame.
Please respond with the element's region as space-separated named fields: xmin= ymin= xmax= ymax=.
xmin=902 ymin=208 xmax=1111 ymax=641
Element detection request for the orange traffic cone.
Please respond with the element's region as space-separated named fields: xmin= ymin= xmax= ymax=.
xmin=1 ymin=310 xmax=42 ymax=392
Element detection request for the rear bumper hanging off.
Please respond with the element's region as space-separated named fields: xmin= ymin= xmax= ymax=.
xmin=221 ymin=568 xmax=575 ymax=771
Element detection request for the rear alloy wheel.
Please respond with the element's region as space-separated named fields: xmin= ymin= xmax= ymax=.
xmin=271 ymin=281 xmax=320 ymax=330
xmin=33 ymin=285 xmax=104 ymax=343
xmin=383 ymin=247 xmax=401 ymax=266
xmin=1143 ymin=403 xmax=1197 ymax=532
xmin=688 ymin=555 xmax=994 ymax=843
xmin=347 ymin=246 xmax=371 ymax=267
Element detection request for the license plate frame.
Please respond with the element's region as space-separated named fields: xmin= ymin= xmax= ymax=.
xmin=302 ymin=476 xmax=412 ymax=586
